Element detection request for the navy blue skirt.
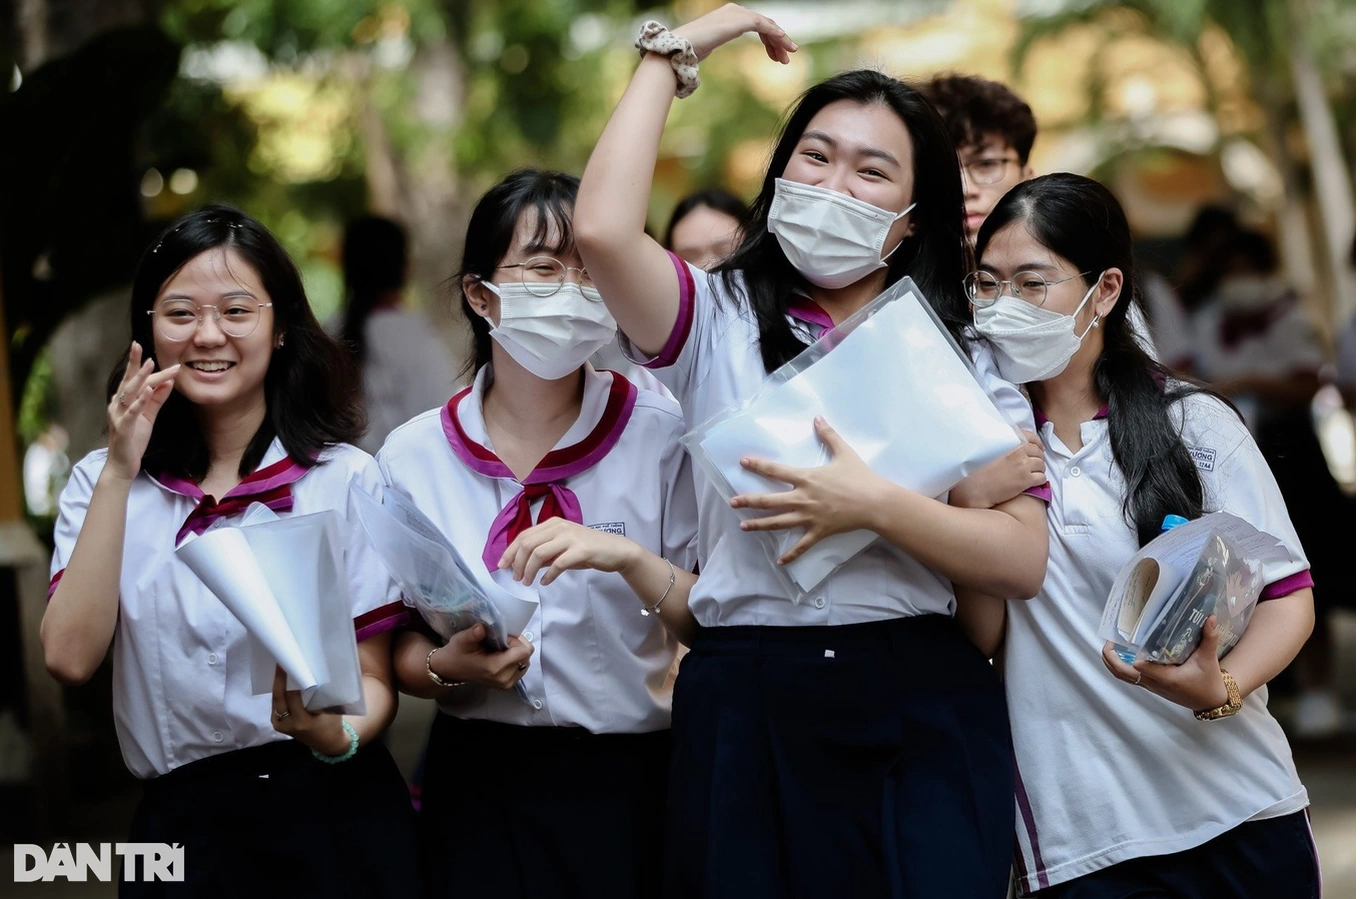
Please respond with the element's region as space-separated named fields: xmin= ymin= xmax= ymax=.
xmin=665 ymin=615 xmax=1013 ymax=899
xmin=123 ymin=739 xmax=419 ymax=898
xmin=419 ymin=713 xmax=670 ymax=899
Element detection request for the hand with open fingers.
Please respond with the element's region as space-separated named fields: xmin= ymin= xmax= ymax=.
xmin=432 ymin=624 xmax=535 ymax=691
xmin=1101 ymin=616 xmax=1230 ymax=711
xmin=498 ymin=518 xmax=641 ymax=587
xmin=673 ymin=3 xmax=798 ymax=63
xmin=106 ymin=341 xmax=180 ymax=480
xmin=270 ymin=666 xmax=351 ymax=756
xmin=729 ymin=416 xmax=886 ymax=566
xmin=949 ymin=430 xmax=1046 ymax=510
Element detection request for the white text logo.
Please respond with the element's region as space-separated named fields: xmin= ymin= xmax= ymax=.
xmin=13 ymin=843 xmax=184 ymax=882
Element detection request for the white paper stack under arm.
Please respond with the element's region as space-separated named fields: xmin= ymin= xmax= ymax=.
xmin=1099 ymin=512 xmax=1291 ymax=664
xmin=682 ymin=276 xmax=1023 ymax=599
xmin=176 ymin=505 xmax=366 ymax=715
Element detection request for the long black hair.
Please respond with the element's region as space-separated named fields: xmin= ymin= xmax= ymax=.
xmin=976 ymin=173 xmax=1227 ymax=545
xmin=452 ymin=168 xmax=581 ymax=378
xmin=663 ymin=187 xmax=748 ymax=249
xmin=339 ymin=215 xmax=407 ymax=362
xmin=717 ymin=69 xmax=972 ymax=373
xmin=108 ymin=204 xmax=365 ymax=480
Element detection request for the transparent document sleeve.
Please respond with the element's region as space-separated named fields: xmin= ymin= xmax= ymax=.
xmin=682 ymin=276 xmax=1023 ymax=599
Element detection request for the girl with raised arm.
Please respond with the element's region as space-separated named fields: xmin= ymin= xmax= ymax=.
xmin=575 ymin=5 xmax=1049 ymax=896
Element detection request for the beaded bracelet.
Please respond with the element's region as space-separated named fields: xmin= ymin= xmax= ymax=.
xmin=312 ymin=719 xmax=359 ymax=764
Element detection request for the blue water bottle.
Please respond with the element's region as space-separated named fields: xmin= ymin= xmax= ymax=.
xmin=1115 ymin=515 xmax=1191 ymax=662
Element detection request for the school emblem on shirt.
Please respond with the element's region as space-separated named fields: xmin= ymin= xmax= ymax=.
xmin=1186 ymin=445 xmax=1217 ymax=472
xmin=589 ymin=521 xmax=627 ymax=537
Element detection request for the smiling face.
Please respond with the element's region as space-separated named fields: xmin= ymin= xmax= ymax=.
xmin=780 ymin=98 xmax=918 ymax=253
xmin=151 ymin=246 xmax=276 ymax=413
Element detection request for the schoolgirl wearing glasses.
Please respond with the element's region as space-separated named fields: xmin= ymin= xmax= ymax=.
xmin=41 ymin=206 xmax=418 ymax=897
xmin=379 ymin=169 xmax=699 ymax=899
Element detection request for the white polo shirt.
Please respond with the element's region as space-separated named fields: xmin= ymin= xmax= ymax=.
xmin=49 ymin=441 xmax=407 ymax=780
xmin=1005 ymin=391 xmax=1312 ymax=894
xmin=377 ymin=364 xmax=698 ymax=734
xmin=620 ymin=252 xmax=1044 ymax=627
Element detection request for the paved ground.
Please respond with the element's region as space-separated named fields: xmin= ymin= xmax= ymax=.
xmin=5 ymin=613 xmax=1355 ymax=897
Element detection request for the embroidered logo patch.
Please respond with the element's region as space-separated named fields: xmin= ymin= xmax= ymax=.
xmin=589 ymin=521 xmax=626 ymax=537
xmin=1186 ymin=445 xmax=1217 ymax=472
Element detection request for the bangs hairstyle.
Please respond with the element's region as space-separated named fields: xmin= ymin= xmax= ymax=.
xmin=976 ymin=174 xmax=1230 ymax=546
xmin=919 ymin=73 xmax=1037 ymax=164
xmin=108 ymin=204 xmax=365 ymax=480
xmin=453 ymin=168 xmax=581 ymax=377
xmin=715 ymin=69 xmax=972 ymax=373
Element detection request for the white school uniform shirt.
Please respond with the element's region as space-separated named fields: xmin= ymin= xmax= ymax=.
xmin=376 ymin=364 xmax=699 ymax=734
xmin=49 ymin=441 xmax=407 ymax=780
xmin=619 ymin=252 xmax=1046 ymax=627
xmin=1005 ymin=391 xmax=1312 ymax=894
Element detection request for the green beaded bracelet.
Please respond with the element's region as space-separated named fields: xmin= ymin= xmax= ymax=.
xmin=312 ymin=719 xmax=359 ymax=764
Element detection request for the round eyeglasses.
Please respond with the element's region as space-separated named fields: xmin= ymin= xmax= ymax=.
xmin=964 ymin=271 xmax=1091 ymax=308
xmin=963 ymin=157 xmax=1019 ymax=186
xmin=494 ymin=256 xmax=596 ymax=298
xmin=149 ymin=298 xmax=274 ymax=341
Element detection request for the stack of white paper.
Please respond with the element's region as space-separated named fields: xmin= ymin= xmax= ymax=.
xmin=684 ymin=276 xmax=1022 ymax=598
xmin=177 ymin=506 xmax=366 ymax=714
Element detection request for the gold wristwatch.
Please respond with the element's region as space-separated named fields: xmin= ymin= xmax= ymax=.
xmin=426 ymin=646 xmax=465 ymax=689
xmin=1194 ymin=668 xmax=1242 ymax=721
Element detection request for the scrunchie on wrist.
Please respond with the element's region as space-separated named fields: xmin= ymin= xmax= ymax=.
xmin=635 ymin=20 xmax=701 ymax=99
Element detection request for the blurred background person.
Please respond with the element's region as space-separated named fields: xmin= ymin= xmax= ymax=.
xmin=661 ymin=187 xmax=746 ymax=271
xmin=1188 ymin=225 xmax=1354 ymax=738
xmin=338 ymin=215 xmax=458 ymax=454
xmin=918 ymin=73 xmax=1035 ymax=248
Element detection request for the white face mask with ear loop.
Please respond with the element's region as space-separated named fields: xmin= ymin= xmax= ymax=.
xmin=973 ymin=273 xmax=1105 ymax=383
xmin=767 ymin=178 xmax=917 ymax=290
xmin=480 ymin=280 xmax=618 ymax=380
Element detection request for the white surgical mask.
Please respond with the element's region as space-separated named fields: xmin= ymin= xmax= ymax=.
xmin=767 ymin=178 xmax=916 ymax=289
xmin=482 ymin=281 xmax=617 ymax=380
xmin=974 ymin=277 xmax=1102 ymax=383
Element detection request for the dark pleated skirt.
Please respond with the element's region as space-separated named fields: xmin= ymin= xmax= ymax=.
xmin=122 ymin=739 xmax=419 ymax=898
xmin=419 ymin=713 xmax=670 ymax=899
xmin=664 ymin=614 xmax=1014 ymax=899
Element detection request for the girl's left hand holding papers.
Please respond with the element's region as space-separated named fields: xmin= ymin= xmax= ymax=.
xmin=271 ymin=665 xmax=351 ymax=756
xmin=730 ymin=416 xmax=887 ymax=565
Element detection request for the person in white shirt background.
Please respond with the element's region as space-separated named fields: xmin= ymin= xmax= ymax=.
xmin=959 ymin=173 xmax=1319 ymax=899
xmin=336 ymin=214 xmax=459 ymax=455
xmin=575 ymin=7 xmax=1052 ymax=897
xmin=41 ymin=206 xmax=418 ymax=897
xmin=380 ymin=168 xmax=700 ymax=899
xmin=1186 ymin=226 xmax=1353 ymax=738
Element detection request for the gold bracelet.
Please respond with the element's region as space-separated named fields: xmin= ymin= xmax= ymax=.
xmin=426 ymin=645 xmax=464 ymax=689
xmin=1194 ymin=668 xmax=1243 ymax=721
xmin=647 ymin=560 xmax=677 ymax=615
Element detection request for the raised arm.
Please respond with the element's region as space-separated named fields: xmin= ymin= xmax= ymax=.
xmin=575 ymin=4 xmax=796 ymax=355
xmin=42 ymin=345 xmax=178 ymax=684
